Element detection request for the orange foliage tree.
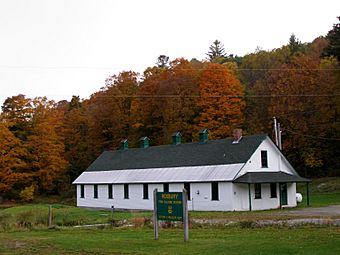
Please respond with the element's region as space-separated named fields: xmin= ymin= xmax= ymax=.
xmin=134 ymin=59 xmax=200 ymax=144
xmin=27 ymin=97 xmax=68 ymax=193
xmin=86 ymin=71 xmax=139 ymax=151
xmin=0 ymin=95 xmax=68 ymax=198
xmin=195 ymin=63 xmax=245 ymax=139
xmin=0 ymin=122 xmax=30 ymax=199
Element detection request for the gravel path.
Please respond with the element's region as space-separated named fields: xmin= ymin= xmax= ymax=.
xmin=193 ymin=205 xmax=340 ymax=227
xmin=280 ymin=205 xmax=340 ymax=217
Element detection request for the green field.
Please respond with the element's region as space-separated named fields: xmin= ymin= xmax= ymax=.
xmin=0 ymin=177 xmax=339 ymax=254
xmin=0 ymin=226 xmax=339 ymax=255
xmin=296 ymin=177 xmax=340 ymax=207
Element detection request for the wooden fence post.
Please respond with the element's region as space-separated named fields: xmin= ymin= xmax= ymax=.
xmin=48 ymin=205 xmax=52 ymax=227
xmin=183 ymin=189 xmax=189 ymax=242
xmin=153 ymin=189 xmax=158 ymax=240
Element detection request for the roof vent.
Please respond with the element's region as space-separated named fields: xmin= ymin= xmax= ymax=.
xmin=199 ymin=129 xmax=209 ymax=143
xmin=120 ymin=139 xmax=128 ymax=150
xmin=139 ymin=136 xmax=150 ymax=148
xmin=232 ymin=129 xmax=242 ymax=144
xmin=172 ymin=132 xmax=182 ymax=145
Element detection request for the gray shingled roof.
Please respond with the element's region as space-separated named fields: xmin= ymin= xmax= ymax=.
xmin=85 ymin=135 xmax=267 ymax=172
xmin=233 ymin=171 xmax=310 ymax=183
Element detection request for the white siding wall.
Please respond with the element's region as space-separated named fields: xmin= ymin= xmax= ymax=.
xmin=237 ymin=139 xmax=294 ymax=178
xmin=232 ymin=182 xmax=298 ymax=211
xmin=286 ymin=183 xmax=297 ymax=208
xmin=232 ymin=184 xmax=249 ymax=211
xmin=251 ymin=183 xmax=280 ymax=210
xmin=77 ymin=182 xmax=234 ymax=211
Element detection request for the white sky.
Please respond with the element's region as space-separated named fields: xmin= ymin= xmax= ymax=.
xmin=0 ymin=0 xmax=339 ymax=105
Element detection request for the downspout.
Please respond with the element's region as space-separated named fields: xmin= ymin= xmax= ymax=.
xmin=279 ymin=183 xmax=282 ymax=209
xmin=248 ymin=183 xmax=252 ymax=211
xmin=306 ymin=182 xmax=310 ymax=206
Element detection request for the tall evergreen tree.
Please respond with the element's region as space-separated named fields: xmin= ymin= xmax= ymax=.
xmin=156 ymin=55 xmax=170 ymax=68
xmin=288 ymin=34 xmax=303 ymax=55
xmin=323 ymin=16 xmax=340 ymax=61
xmin=206 ymin=40 xmax=226 ymax=63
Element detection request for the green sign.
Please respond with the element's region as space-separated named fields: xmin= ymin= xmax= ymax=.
xmin=156 ymin=192 xmax=183 ymax=221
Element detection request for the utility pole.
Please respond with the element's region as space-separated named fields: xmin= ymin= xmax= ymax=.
xmin=273 ymin=117 xmax=282 ymax=150
xmin=273 ymin=117 xmax=279 ymax=147
xmin=278 ymin=122 xmax=282 ymax=150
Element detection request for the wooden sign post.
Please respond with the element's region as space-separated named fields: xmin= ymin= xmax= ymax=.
xmin=153 ymin=189 xmax=189 ymax=242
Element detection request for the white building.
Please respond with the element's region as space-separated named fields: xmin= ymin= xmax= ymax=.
xmin=73 ymin=130 xmax=310 ymax=211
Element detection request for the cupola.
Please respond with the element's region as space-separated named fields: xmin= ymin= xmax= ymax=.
xmin=172 ymin=132 xmax=182 ymax=145
xmin=139 ymin=136 xmax=150 ymax=148
xmin=199 ymin=129 xmax=209 ymax=143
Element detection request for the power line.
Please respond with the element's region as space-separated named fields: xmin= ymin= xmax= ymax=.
xmin=284 ymin=128 xmax=340 ymax=141
xmin=0 ymin=65 xmax=340 ymax=71
xmin=0 ymin=65 xmax=118 ymax=71
xmin=86 ymin=94 xmax=340 ymax=98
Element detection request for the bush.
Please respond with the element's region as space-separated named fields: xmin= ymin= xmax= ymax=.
xmin=19 ymin=185 xmax=35 ymax=202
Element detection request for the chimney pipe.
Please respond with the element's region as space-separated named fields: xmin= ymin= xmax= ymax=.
xmin=232 ymin=129 xmax=242 ymax=144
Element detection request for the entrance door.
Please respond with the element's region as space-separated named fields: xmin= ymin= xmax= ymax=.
xmin=281 ymin=183 xmax=288 ymax=205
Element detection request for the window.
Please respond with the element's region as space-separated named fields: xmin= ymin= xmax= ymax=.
xmin=261 ymin=150 xmax=268 ymax=168
xmin=163 ymin=183 xmax=169 ymax=192
xmin=94 ymin=184 xmax=98 ymax=199
xmin=80 ymin=184 xmax=85 ymax=198
xmin=184 ymin=183 xmax=191 ymax=200
xmin=108 ymin=184 xmax=113 ymax=199
xmin=143 ymin=184 xmax=149 ymax=199
xmin=124 ymin=184 xmax=129 ymax=199
xmin=211 ymin=182 xmax=219 ymax=200
xmin=255 ymin=183 xmax=261 ymax=199
xmin=270 ymin=183 xmax=277 ymax=198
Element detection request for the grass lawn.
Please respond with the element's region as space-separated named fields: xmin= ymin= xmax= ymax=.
xmin=0 ymin=226 xmax=339 ymax=255
xmin=296 ymin=177 xmax=340 ymax=207
xmin=0 ymin=177 xmax=339 ymax=254
xmin=0 ymin=204 xmax=152 ymax=229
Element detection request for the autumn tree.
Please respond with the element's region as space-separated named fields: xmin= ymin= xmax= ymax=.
xmin=0 ymin=122 xmax=29 ymax=200
xmin=25 ymin=97 xmax=68 ymax=193
xmin=1 ymin=94 xmax=33 ymax=140
xmin=252 ymin=39 xmax=340 ymax=176
xmin=195 ymin=63 xmax=245 ymax=139
xmin=132 ymin=59 xmax=202 ymax=145
xmin=63 ymin=96 xmax=92 ymax=182
xmin=132 ymin=66 xmax=167 ymax=145
xmin=87 ymin=71 xmax=139 ymax=151
xmin=0 ymin=95 xmax=68 ymax=197
xmin=158 ymin=59 xmax=200 ymax=142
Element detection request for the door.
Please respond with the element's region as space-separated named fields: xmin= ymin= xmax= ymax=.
xmin=281 ymin=183 xmax=288 ymax=205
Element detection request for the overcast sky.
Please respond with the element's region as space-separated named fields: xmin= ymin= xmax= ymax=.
xmin=0 ymin=0 xmax=339 ymax=106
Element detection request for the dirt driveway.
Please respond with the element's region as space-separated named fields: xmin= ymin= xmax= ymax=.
xmin=281 ymin=205 xmax=340 ymax=217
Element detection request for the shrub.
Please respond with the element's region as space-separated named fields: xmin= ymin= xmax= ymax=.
xmin=19 ymin=185 xmax=35 ymax=202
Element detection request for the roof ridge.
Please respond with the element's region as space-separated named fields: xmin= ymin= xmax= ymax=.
xmin=104 ymin=134 xmax=269 ymax=152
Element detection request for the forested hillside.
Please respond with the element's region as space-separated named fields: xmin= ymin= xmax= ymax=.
xmin=1 ymin=19 xmax=339 ymax=201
